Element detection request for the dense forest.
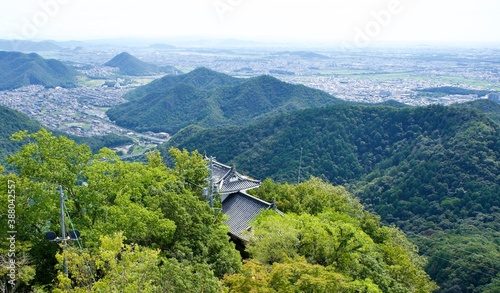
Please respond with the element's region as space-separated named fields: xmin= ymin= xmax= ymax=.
xmin=104 ymin=52 xmax=181 ymax=76
xmin=0 ymin=51 xmax=79 ymax=90
xmin=0 ymin=129 xmax=436 ymax=292
xmin=106 ymin=67 xmax=344 ymax=133
xmin=0 ymin=105 xmax=41 ymax=163
xmin=454 ymin=99 xmax=500 ymax=124
xmin=164 ymin=104 xmax=500 ymax=292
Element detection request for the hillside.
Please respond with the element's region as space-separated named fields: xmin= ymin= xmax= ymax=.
xmin=0 ymin=105 xmax=132 ymax=164
xmin=1 ymin=129 xmax=436 ymax=292
xmin=164 ymin=104 xmax=500 ymax=292
xmin=121 ymin=67 xmax=244 ymax=101
xmin=166 ymin=105 xmax=499 ymax=206
xmin=0 ymin=105 xmax=42 ymax=162
xmin=107 ymin=67 xmax=345 ymax=133
xmin=454 ymin=98 xmax=500 ymax=124
xmin=104 ymin=52 xmax=181 ymax=76
xmin=0 ymin=51 xmax=79 ymax=90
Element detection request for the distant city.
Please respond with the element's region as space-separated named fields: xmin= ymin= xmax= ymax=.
xmin=0 ymin=44 xmax=499 ymax=139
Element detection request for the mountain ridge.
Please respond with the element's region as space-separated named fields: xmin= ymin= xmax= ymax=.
xmin=104 ymin=52 xmax=181 ymax=76
xmin=107 ymin=67 xmax=345 ymax=133
xmin=163 ymin=103 xmax=500 ymax=292
xmin=0 ymin=51 xmax=79 ymax=90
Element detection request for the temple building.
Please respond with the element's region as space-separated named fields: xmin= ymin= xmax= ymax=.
xmin=206 ymin=158 xmax=280 ymax=242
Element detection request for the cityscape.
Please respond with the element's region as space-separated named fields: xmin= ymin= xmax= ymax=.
xmin=0 ymin=45 xmax=498 ymax=139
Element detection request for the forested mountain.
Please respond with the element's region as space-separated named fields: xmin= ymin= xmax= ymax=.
xmin=454 ymin=99 xmax=500 ymax=124
xmin=104 ymin=52 xmax=181 ymax=76
xmin=121 ymin=67 xmax=244 ymax=102
xmin=0 ymin=105 xmax=132 ymax=163
xmin=0 ymin=51 xmax=79 ymax=90
xmin=0 ymin=130 xmax=436 ymax=292
xmin=0 ymin=105 xmax=41 ymax=162
xmin=164 ymin=104 xmax=500 ymax=292
xmin=107 ymin=67 xmax=345 ymax=133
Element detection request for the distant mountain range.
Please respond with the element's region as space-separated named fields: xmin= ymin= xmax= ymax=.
xmin=271 ymin=51 xmax=330 ymax=59
xmin=149 ymin=43 xmax=176 ymax=49
xmin=0 ymin=51 xmax=79 ymax=90
xmin=104 ymin=52 xmax=182 ymax=76
xmin=106 ymin=67 xmax=345 ymax=133
xmin=0 ymin=40 xmax=62 ymax=52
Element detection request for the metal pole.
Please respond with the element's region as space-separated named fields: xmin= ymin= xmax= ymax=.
xmin=209 ymin=157 xmax=214 ymax=208
xmin=59 ymin=186 xmax=68 ymax=276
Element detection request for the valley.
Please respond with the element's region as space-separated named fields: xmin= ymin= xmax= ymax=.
xmin=0 ymin=41 xmax=499 ymax=292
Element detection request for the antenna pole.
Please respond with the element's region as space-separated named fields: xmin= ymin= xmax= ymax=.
xmin=59 ymin=186 xmax=68 ymax=276
xmin=297 ymin=147 xmax=303 ymax=184
xmin=209 ymin=157 xmax=214 ymax=208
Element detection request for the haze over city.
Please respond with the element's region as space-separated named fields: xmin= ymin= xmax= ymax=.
xmin=1 ymin=0 xmax=499 ymax=46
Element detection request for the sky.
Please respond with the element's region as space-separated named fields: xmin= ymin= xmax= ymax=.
xmin=0 ymin=0 xmax=499 ymax=46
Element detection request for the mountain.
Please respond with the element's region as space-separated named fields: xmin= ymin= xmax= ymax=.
xmin=454 ymin=99 xmax=500 ymax=124
xmin=1 ymin=129 xmax=436 ymax=292
xmin=107 ymin=67 xmax=345 ymax=133
xmin=122 ymin=67 xmax=243 ymax=102
xmin=0 ymin=40 xmax=62 ymax=52
xmin=163 ymin=104 xmax=500 ymax=292
xmin=0 ymin=105 xmax=42 ymax=163
xmin=0 ymin=51 xmax=79 ymax=90
xmin=104 ymin=52 xmax=181 ymax=76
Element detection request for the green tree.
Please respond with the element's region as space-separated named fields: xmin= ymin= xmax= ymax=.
xmin=4 ymin=130 xmax=240 ymax=291
xmin=241 ymin=179 xmax=438 ymax=293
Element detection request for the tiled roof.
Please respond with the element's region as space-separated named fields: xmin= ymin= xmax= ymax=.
xmin=208 ymin=159 xmax=261 ymax=194
xmin=222 ymin=192 xmax=272 ymax=241
xmin=206 ymin=157 xmax=280 ymax=242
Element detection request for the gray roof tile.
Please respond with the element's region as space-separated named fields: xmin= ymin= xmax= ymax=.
xmin=222 ymin=192 xmax=272 ymax=241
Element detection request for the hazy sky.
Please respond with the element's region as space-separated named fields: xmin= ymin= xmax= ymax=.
xmin=1 ymin=0 xmax=499 ymax=46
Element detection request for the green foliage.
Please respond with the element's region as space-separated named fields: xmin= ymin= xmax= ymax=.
xmin=72 ymin=134 xmax=134 ymax=153
xmin=225 ymin=178 xmax=437 ymax=293
xmin=0 ymin=51 xmax=79 ymax=90
xmin=166 ymin=103 xmax=500 ymax=291
xmin=8 ymin=128 xmax=92 ymax=188
xmin=454 ymin=99 xmax=500 ymax=124
xmin=122 ymin=67 xmax=243 ymax=102
xmin=106 ymin=67 xmax=344 ymax=133
xmin=0 ymin=129 xmax=440 ymax=292
xmin=0 ymin=105 xmax=42 ymax=163
xmin=1 ymin=130 xmax=241 ymax=291
xmin=168 ymin=147 xmax=209 ymax=192
xmin=413 ymin=216 xmax=500 ymax=293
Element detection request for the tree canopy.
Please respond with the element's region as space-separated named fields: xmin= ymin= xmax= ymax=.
xmin=0 ymin=129 xmax=438 ymax=292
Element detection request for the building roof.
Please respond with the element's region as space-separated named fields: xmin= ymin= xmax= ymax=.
xmin=209 ymin=159 xmax=261 ymax=194
xmin=206 ymin=157 xmax=279 ymax=242
xmin=222 ymin=192 xmax=274 ymax=241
